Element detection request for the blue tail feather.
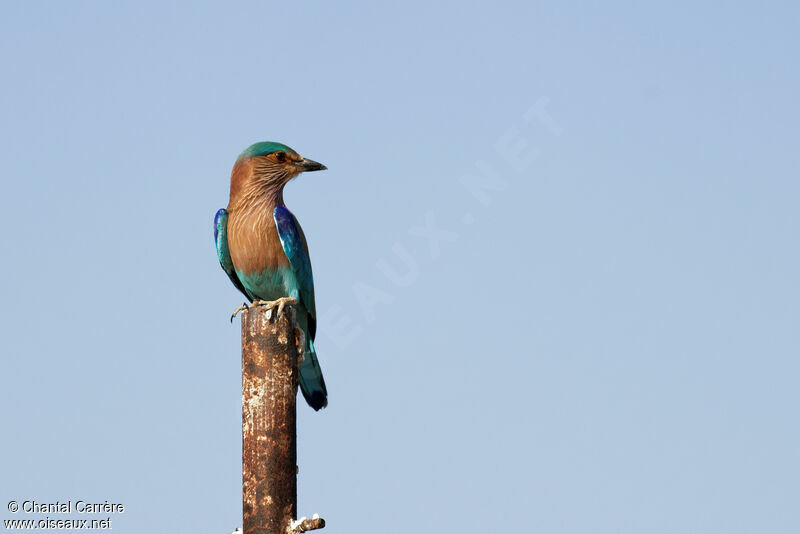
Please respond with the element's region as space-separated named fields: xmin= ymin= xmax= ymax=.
xmin=299 ymin=338 xmax=327 ymax=410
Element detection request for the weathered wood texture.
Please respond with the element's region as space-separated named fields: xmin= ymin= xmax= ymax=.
xmin=241 ymin=305 xmax=299 ymax=534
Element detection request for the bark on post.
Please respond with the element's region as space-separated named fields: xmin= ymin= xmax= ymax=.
xmin=241 ymin=305 xmax=299 ymax=534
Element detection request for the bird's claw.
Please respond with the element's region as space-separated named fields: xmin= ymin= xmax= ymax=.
xmin=230 ymin=298 xmax=298 ymax=322
xmin=230 ymin=302 xmax=249 ymax=322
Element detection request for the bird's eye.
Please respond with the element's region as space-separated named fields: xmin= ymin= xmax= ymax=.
xmin=274 ymin=151 xmax=287 ymax=163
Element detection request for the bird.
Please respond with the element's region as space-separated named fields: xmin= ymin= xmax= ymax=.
xmin=214 ymin=141 xmax=328 ymax=410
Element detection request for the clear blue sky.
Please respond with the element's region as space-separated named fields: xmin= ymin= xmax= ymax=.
xmin=2 ymin=2 xmax=799 ymax=533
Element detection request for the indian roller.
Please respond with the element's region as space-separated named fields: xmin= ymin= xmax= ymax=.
xmin=214 ymin=142 xmax=328 ymax=410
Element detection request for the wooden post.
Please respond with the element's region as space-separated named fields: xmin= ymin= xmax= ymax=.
xmin=240 ymin=304 xmax=325 ymax=534
xmin=241 ymin=304 xmax=297 ymax=534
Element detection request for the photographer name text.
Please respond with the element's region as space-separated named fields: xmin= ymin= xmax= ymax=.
xmin=8 ymin=501 xmax=124 ymax=514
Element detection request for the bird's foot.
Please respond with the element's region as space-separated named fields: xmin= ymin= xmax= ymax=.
xmin=231 ymin=297 xmax=299 ymax=322
xmin=230 ymin=297 xmax=299 ymax=322
xmin=230 ymin=302 xmax=250 ymax=322
xmin=253 ymin=297 xmax=298 ymax=317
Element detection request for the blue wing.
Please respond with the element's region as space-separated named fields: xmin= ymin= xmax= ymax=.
xmin=274 ymin=206 xmax=327 ymax=410
xmin=214 ymin=208 xmax=251 ymax=300
xmin=273 ymin=206 xmax=316 ymax=331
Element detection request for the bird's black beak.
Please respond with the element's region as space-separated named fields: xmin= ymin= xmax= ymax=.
xmin=297 ymin=158 xmax=327 ymax=172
